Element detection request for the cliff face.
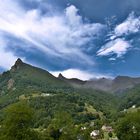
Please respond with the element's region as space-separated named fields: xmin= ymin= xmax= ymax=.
xmin=11 ymin=58 xmax=23 ymax=72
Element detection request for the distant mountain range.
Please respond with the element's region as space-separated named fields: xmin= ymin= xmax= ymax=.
xmin=0 ymin=58 xmax=119 ymax=124
xmin=1 ymin=58 xmax=140 ymax=94
xmin=58 ymin=70 xmax=140 ymax=94
xmin=0 ymin=58 xmax=140 ymax=127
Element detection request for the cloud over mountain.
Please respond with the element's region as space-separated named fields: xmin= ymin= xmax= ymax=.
xmin=1 ymin=0 xmax=140 ymax=78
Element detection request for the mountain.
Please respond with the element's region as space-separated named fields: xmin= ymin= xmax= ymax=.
xmin=0 ymin=58 xmax=140 ymax=112
xmin=1 ymin=58 xmax=140 ymax=95
xmin=0 ymin=58 xmax=140 ymax=140
xmin=112 ymin=76 xmax=140 ymax=93
xmin=118 ymin=84 xmax=140 ymax=110
xmin=86 ymin=76 xmax=140 ymax=93
xmin=84 ymin=78 xmax=113 ymax=92
xmin=0 ymin=58 xmax=72 ymax=94
xmin=0 ymin=59 xmax=119 ymax=128
xmin=0 ymin=59 xmax=118 ymax=113
xmin=58 ymin=73 xmax=86 ymax=87
xmin=58 ymin=74 xmax=140 ymax=94
xmin=0 ymin=58 xmax=75 ymax=108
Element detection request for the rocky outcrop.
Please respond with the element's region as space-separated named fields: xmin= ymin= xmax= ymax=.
xmin=11 ymin=58 xmax=23 ymax=72
xmin=7 ymin=79 xmax=15 ymax=90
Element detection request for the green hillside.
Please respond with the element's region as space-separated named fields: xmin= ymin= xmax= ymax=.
xmin=0 ymin=59 xmax=139 ymax=140
xmin=119 ymin=84 xmax=140 ymax=110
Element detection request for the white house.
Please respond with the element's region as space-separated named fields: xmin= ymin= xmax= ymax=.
xmin=102 ymin=125 xmax=113 ymax=132
xmin=90 ymin=130 xmax=100 ymax=139
xmin=132 ymin=105 xmax=136 ymax=109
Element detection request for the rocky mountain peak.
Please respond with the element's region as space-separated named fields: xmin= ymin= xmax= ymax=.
xmin=15 ymin=58 xmax=23 ymax=64
xmin=11 ymin=58 xmax=23 ymax=72
xmin=58 ymin=73 xmax=66 ymax=80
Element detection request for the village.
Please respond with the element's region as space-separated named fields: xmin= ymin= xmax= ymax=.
xmin=80 ymin=124 xmax=119 ymax=140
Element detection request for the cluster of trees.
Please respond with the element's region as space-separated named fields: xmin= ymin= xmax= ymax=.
xmin=0 ymin=102 xmax=39 ymax=140
xmin=119 ymin=85 xmax=140 ymax=110
xmin=116 ymin=111 xmax=140 ymax=140
xmin=0 ymin=102 xmax=92 ymax=140
xmin=0 ymin=101 xmax=140 ymax=140
xmin=0 ymin=87 xmax=115 ymax=133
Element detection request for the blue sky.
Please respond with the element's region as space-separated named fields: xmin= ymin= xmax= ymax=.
xmin=0 ymin=0 xmax=140 ymax=80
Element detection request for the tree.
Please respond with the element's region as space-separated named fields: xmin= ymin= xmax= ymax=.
xmin=0 ymin=102 xmax=39 ymax=140
xmin=116 ymin=111 xmax=140 ymax=140
xmin=46 ymin=111 xmax=77 ymax=140
xmin=108 ymin=132 xmax=113 ymax=138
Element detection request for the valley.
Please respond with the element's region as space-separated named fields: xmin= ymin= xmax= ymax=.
xmin=0 ymin=59 xmax=139 ymax=140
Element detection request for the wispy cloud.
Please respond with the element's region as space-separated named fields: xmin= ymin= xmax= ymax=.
xmin=0 ymin=36 xmax=18 ymax=69
xmin=1 ymin=0 xmax=140 ymax=78
xmin=97 ymin=12 xmax=140 ymax=59
xmin=97 ymin=38 xmax=132 ymax=57
xmin=114 ymin=12 xmax=140 ymax=36
xmin=0 ymin=0 xmax=105 ymax=69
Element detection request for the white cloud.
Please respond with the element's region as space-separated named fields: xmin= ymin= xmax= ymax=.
xmin=97 ymin=12 xmax=140 ymax=59
xmin=0 ymin=36 xmax=18 ymax=69
xmin=65 ymin=5 xmax=82 ymax=27
xmin=51 ymin=69 xmax=112 ymax=80
xmin=0 ymin=51 xmax=17 ymax=69
xmin=0 ymin=1 xmax=106 ymax=69
xmin=97 ymin=38 xmax=132 ymax=57
xmin=109 ymin=58 xmax=116 ymax=61
xmin=115 ymin=12 xmax=140 ymax=36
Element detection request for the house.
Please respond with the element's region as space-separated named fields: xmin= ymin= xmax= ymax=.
xmin=102 ymin=125 xmax=113 ymax=132
xmin=90 ymin=130 xmax=100 ymax=139
xmin=90 ymin=121 xmax=95 ymax=127
xmin=132 ymin=105 xmax=136 ymax=109
xmin=81 ymin=126 xmax=87 ymax=130
xmin=123 ymin=109 xmax=127 ymax=112
xmin=101 ymin=125 xmax=106 ymax=131
xmin=41 ymin=93 xmax=51 ymax=97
